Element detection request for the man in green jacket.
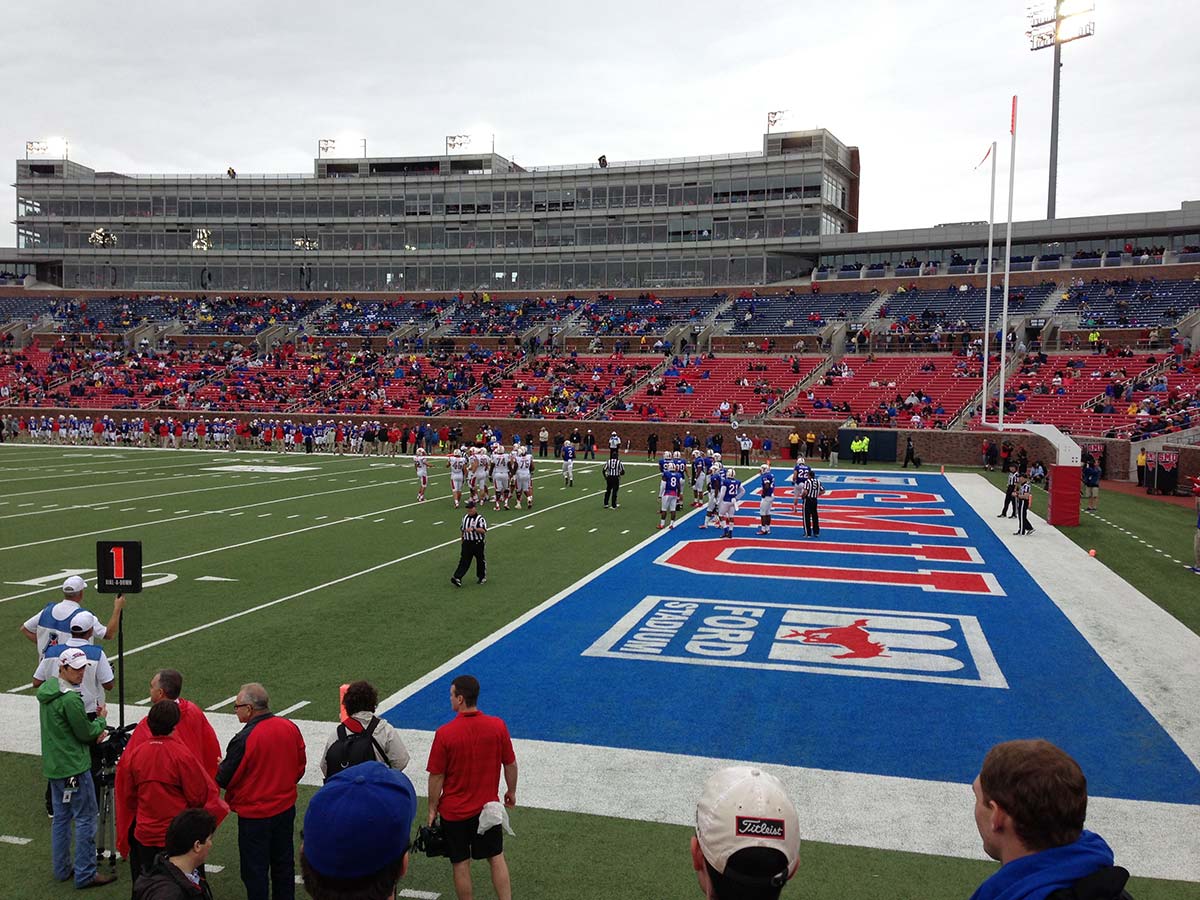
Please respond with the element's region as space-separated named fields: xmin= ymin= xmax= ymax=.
xmin=38 ymin=647 xmax=116 ymax=889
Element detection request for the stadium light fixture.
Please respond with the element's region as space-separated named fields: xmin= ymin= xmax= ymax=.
xmin=445 ymin=134 xmax=471 ymax=155
xmin=1027 ymin=0 xmax=1094 ymax=219
xmin=318 ymin=138 xmax=336 ymax=157
xmin=192 ymin=228 xmax=213 ymax=252
xmin=25 ymin=137 xmax=70 ymax=159
xmin=766 ymin=110 xmax=788 ymax=134
xmin=88 ymin=227 xmax=118 ymax=248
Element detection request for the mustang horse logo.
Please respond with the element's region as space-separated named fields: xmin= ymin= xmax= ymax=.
xmin=782 ymin=618 xmax=889 ymax=659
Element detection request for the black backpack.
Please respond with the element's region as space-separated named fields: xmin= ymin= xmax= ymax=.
xmin=323 ymin=717 xmax=387 ymax=782
xmin=1046 ymin=866 xmax=1133 ymax=900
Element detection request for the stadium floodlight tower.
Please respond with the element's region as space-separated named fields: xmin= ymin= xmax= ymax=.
xmin=1027 ymin=0 xmax=1094 ymax=220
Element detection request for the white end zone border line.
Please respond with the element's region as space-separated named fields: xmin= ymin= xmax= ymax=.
xmin=946 ymin=473 xmax=1200 ymax=772
xmin=369 ymin=470 xmax=1200 ymax=883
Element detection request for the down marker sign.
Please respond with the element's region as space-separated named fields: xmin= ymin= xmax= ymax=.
xmin=96 ymin=540 xmax=143 ymax=594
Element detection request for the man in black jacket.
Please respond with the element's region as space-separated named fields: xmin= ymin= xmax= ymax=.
xmin=133 ymin=808 xmax=217 ymax=900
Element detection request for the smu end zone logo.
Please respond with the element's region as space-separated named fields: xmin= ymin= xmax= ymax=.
xmin=737 ymin=816 xmax=786 ymax=840
xmin=583 ymin=596 xmax=1008 ymax=688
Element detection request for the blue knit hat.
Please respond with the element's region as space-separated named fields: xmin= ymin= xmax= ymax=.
xmin=302 ymin=762 xmax=417 ymax=879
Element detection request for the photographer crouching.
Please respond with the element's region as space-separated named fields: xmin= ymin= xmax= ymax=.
xmin=38 ymin=647 xmax=116 ymax=888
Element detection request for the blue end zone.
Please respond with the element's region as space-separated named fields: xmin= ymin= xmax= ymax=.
xmin=387 ymin=471 xmax=1200 ymax=803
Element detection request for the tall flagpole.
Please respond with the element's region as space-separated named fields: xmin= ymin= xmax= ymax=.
xmin=998 ymin=97 xmax=1018 ymax=430
xmin=981 ymin=140 xmax=997 ymax=425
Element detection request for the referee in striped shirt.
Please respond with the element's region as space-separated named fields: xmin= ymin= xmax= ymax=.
xmin=451 ymin=499 xmax=487 ymax=586
xmin=802 ymin=472 xmax=824 ymax=537
xmin=602 ymin=456 xmax=625 ymax=508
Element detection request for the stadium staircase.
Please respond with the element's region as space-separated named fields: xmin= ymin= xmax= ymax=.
xmin=859 ymin=290 xmax=892 ymax=322
xmin=593 ymin=356 xmax=673 ymax=419
xmin=761 ymin=354 xmax=834 ymax=423
xmin=0 ymin=320 xmax=35 ymax=349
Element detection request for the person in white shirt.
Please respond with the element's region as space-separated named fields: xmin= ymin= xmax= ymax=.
xmin=31 ymin=612 xmax=114 ymax=714
xmin=20 ymin=576 xmax=124 ymax=660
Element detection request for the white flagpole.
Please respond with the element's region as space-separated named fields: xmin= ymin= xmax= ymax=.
xmin=998 ymin=98 xmax=1018 ymax=430
xmin=981 ymin=140 xmax=997 ymax=425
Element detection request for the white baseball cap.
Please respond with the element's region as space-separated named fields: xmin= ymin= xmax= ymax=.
xmin=695 ymin=767 xmax=800 ymax=881
xmin=69 ymin=611 xmax=97 ymax=634
xmin=62 ymin=575 xmax=87 ymax=594
xmin=58 ymin=648 xmax=89 ymax=670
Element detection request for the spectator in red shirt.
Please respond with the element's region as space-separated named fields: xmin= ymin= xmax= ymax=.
xmin=216 ymin=683 xmax=306 ymax=900
xmin=123 ymin=669 xmax=221 ymax=780
xmin=115 ymin=700 xmax=228 ymax=885
xmin=426 ymin=675 xmax=518 ymax=900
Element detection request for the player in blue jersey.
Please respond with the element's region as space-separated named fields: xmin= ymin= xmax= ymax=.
xmin=717 ymin=468 xmax=746 ymax=537
xmin=562 ymin=440 xmax=576 ymax=486
xmin=659 ymin=466 xmax=685 ymax=530
xmin=757 ymin=464 xmax=776 ymax=534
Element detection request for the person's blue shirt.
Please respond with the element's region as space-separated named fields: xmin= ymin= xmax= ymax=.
xmin=1083 ymin=464 xmax=1101 ymax=487
xmin=720 ymin=478 xmax=743 ymax=503
xmin=563 ymin=445 xmax=576 ymax=461
xmin=761 ymin=472 xmax=775 ymax=496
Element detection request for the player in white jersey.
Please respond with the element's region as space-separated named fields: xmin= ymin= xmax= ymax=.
xmin=448 ymin=449 xmax=467 ymax=507
xmin=491 ymin=447 xmax=513 ymax=509
xmin=513 ymin=445 xmax=534 ymax=508
xmin=703 ymin=457 xmax=725 ymax=529
xmin=470 ymin=448 xmax=490 ymax=502
xmin=415 ymin=447 xmax=429 ymax=501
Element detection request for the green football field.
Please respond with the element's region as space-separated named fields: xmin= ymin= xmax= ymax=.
xmin=0 ymin=444 xmax=1197 ymax=900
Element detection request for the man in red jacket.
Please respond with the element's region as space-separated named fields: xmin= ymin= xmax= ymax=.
xmin=216 ymin=683 xmax=306 ymax=900
xmin=115 ymin=700 xmax=228 ymax=886
xmin=124 ymin=669 xmax=221 ymax=779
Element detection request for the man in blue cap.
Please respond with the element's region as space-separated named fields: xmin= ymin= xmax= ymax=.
xmin=299 ymin=761 xmax=417 ymax=900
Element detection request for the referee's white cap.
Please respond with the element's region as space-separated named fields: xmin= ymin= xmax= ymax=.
xmin=62 ymin=575 xmax=87 ymax=594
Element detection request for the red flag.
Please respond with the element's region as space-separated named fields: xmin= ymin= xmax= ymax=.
xmin=974 ymin=145 xmax=993 ymax=170
xmin=1010 ymin=96 xmax=1018 ymax=135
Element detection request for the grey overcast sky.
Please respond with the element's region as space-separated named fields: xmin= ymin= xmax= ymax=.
xmin=4 ymin=0 xmax=1199 ymax=247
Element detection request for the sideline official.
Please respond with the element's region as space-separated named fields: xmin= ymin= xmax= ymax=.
xmin=999 ymin=469 xmax=1018 ymax=518
xmin=602 ymin=456 xmax=625 ymax=508
xmin=451 ymin=500 xmax=487 ymax=587
xmin=802 ymin=471 xmax=825 ymax=537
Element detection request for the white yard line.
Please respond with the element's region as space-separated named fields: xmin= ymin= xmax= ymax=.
xmin=205 ymin=694 xmax=238 ymax=711
xmin=0 ymin=835 xmax=32 ymax=845
xmin=44 ymin=474 xmax=660 ymax=668
xmin=277 ymin=700 xmax=311 ymax=717
xmin=0 ymin=476 xmax=419 ymax=551
xmin=0 ymin=472 xmax=564 ymax=606
xmin=0 ymin=470 xmax=353 ymax=520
